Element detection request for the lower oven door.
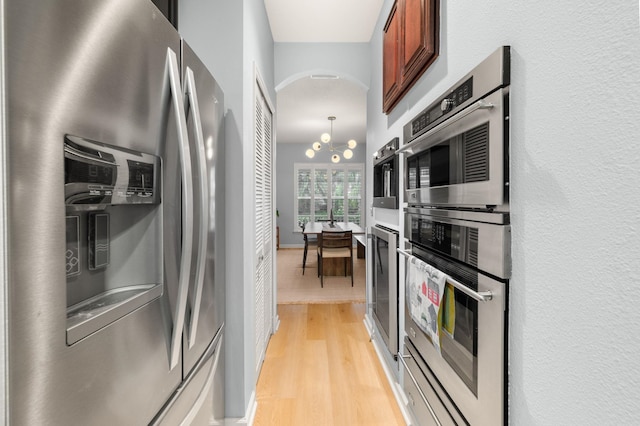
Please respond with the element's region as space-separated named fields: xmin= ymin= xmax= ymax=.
xmin=371 ymin=225 xmax=398 ymax=357
xmin=402 ymin=247 xmax=507 ymax=425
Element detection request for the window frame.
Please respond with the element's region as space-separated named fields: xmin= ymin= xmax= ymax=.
xmin=294 ymin=162 xmax=365 ymax=229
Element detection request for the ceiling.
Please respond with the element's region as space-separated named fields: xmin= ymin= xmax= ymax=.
xmin=264 ymin=0 xmax=384 ymax=147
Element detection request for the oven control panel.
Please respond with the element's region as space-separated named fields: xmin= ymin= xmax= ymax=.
xmin=409 ymin=77 xmax=473 ymax=140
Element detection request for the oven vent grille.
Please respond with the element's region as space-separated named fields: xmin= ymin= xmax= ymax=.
xmin=463 ymin=123 xmax=489 ymax=183
xmin=468 ymin=228 xmax=479 ymax=267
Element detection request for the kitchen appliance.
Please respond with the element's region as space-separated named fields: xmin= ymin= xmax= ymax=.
xmin=398 ymin=46 xmax=510 ymax=210
xmin=1 ymin=1 xmax=225 ymax=424
xmin=397 ymin=46 xmax=511 ymax=426
xmin=370 ymin=225 xmax=399 ymax=358
xmin=400 ymin=209 xmax=509 ymax=426
xmin=372 ymin=137 xmax=400 ymax=209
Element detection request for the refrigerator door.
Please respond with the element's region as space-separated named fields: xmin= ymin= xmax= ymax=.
xmin=3 ymin=1 xmax=187 ymax=424
xmin=152 ymin=329 xmax=225 ymax=425
xmin=180 ymin=40 xmax=225 ymax=377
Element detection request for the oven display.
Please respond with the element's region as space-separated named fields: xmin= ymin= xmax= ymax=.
xmin=410 ymin=217 xmax=478 ymax=266
xmin=419 ymin=220 xmax=453 ymax=256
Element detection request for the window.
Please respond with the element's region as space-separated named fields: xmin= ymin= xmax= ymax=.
xmin=295 ymin=163 xmax=364 ymax=227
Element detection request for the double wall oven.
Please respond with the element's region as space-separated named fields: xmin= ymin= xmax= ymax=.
xmin=397 ymin=46 xmax=511 ymax=426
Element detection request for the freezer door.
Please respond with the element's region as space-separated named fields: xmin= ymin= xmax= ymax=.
xmin=180 ymin=40 xmax=225 ymax=377
xmin=3 ymin=1 xmax=186 ymax=424
xmin=152 ymin=330 xmax=225 ymax=425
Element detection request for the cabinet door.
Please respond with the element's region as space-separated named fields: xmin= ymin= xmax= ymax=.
xmin=401 ymin=0 xmax=438 ymax=86
xmin=382 ymin=0 xmax=401 ymax=113
xmin=382 ymin=0 xmax=439 ymax=114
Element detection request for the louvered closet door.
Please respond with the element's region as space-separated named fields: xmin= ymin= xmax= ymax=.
xmin=254 ymin=80 xmax=274 ymax=373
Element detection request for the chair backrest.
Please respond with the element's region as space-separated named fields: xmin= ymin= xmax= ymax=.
xmin=320 ymin=230 xmax=352 ymax=250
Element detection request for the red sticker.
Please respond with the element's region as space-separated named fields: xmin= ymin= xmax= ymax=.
xmin=421 ymin=282 xmax=427 ymax=296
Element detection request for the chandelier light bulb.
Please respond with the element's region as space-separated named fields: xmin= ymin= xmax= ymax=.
xmin=305 ymin=116 xmax=356 ymax=161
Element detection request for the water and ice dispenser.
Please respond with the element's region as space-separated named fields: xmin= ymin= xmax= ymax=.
xmin=64 ymin=135 xmax=163 ymax=345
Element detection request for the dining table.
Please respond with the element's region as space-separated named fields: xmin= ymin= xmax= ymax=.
xmin=301 ymin=221 xmax=366 ymax=276
xmin=302 ymin=221 xmax=365 ymax=236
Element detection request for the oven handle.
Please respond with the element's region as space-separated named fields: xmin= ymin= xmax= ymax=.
xmin=396 ymin=100 xmax=494 ymax=155
xmin=398 ymin=352 xmax=443 ymax=426
xmin=397 ymin=248 xmax=493 ymax=303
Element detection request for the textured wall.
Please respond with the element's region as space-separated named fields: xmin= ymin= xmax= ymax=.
xmin=367 ymin=1 xmax=640 ymax=424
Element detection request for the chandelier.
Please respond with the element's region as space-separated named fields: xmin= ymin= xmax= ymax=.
xmin=305 ymin=116 xmax=357 ymax=163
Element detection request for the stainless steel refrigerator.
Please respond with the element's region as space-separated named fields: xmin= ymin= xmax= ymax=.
xmin=0 ymin=1 xmax=225 ymax=424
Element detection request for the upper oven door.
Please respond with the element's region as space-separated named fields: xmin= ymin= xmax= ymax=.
xmin=401 ymin=88 xmax=508 ymax=208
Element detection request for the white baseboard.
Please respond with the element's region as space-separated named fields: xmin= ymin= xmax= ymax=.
xmin=224 ymin=391 xmax=256 ymax=425
xmin=278 ymin=244 xmax=304 ymax=249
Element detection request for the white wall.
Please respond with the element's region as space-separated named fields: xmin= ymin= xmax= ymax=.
xmin=179 ymin=0 xmax=274 ymax=419
xmin=367 ymin=1 xmax=640 ymax=424
xmin=274 ymin=42 xmax=371 ymax=90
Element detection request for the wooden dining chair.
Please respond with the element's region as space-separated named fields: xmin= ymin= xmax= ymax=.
xmin=301 ymin=222 xmax=317 ymax=275
xmin=316 ymin=230 xmax=353 ymax=288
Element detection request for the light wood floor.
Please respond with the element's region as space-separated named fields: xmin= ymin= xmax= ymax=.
xmin=253 ymin=303 xmax=405 ymax=425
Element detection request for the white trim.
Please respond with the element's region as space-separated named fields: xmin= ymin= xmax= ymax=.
xmin=275 ymin=69 xmax=369 ymax=92
xmin=225 ymin=391 xmax=257 ymax=425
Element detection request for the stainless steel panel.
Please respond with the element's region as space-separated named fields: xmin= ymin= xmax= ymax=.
xmin=403 ymin=46 xmax=510 ymax=144
xmin=404 ymin=89 xmax=508 ymax=208
xmin=405 ymin=207 xmax=509 ymax=225
xmin=372 ymin=196 xmax=398 ymax=209
xmin=181 ymin=40 xmax=225 ymax=377
xmin=371 ymin=225 xmax=399 ymax=357
xmin=4 ymin=1 xmax=183 ymax=423
xmin=405 ymin=273 xmax=506 ymax=425
xmin=152 ymin=331 xmax=224 ymax=426
xmin=404 ymin=207 xmax=512 ymax=279
xmin=400 ymin=342 xmax=465 ymax=426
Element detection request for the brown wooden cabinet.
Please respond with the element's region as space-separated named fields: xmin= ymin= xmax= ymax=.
xmin=383 ymin=0 xmax=439 ymax=114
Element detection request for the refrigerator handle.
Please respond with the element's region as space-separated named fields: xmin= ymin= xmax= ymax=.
xmin=183 ymin=66 xmax=209 ymax=349
xmin=166 ymin=48 xmax=194 ymax=370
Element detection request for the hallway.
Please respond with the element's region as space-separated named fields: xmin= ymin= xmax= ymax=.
xmin=253 ymin=303 xmax=405 ymax=425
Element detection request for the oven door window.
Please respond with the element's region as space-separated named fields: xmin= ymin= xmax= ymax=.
xmin=373 ymin=235 xmax=391 ymax=337
xmin=407 ymin=122 xmax=490 ymax=189
xmin=440 ymin=279 xmax=478 ymax=396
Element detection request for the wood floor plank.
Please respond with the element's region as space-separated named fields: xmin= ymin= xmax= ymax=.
xmin=254 ymin=303 xmax=405 ymax=425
